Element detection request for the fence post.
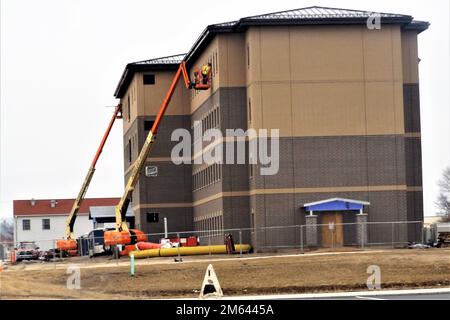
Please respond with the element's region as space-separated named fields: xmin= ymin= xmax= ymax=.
xmin=239 ymin=229 xmax=242 ymax=257
xmin=116 ymin=244 xmax=119 ymax=265
xmin=254 ymin=226 xmax=258 ymax=254
xmin=53 ymin=239 xmax=56 ymax=269
xmin=361 ymin=222 xmax=365 ymax=250
xmin=177 ymin=232 xmax=181 ymax=261
xmin=420 ymin=221 xmax=423 ymax=244
xmin=391 ymin=222 xmax=394 ymax=248
xmin=130 ymin=253 xmax=135 ymax=277
xmin=208 ymin=233 xmax=211 ymax=255
xmin=300 ymin=225 xmax=304 ymax=254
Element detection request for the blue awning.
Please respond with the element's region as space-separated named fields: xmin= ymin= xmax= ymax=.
xmin=304 ymin=198 xmax=370 ymax=212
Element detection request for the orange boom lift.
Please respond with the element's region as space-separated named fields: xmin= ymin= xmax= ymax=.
xmin=56 ymin=104 xmax=123 ymax=252
xmin=104 ymin=61 xmax=211 ymax=247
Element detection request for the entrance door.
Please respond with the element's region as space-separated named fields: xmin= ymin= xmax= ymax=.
xmin=321 ymin=213 xmax=344 ymax=247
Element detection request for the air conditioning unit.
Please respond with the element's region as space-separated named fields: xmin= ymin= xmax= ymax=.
xmin=145 ymin=165 xmax=158 ymax=177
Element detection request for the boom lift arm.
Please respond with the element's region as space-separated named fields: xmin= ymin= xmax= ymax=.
xmin=105 ymin=61 xmax=210 ymax=245
xmin=57 ymin=104 xmax=123 ymax=250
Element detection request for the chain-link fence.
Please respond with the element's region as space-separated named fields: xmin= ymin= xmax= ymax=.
xmin=3 ymin=220 xmax=425 ymax=263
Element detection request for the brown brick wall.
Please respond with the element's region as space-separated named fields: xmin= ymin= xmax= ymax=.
xmin=135 ymin=206 xmax=193 ymax=239
xmin=403 ymin=82 xmax=423 ymax=232
xmin=403 ymin=84 xmax=421 ymax=133
xmin=125 ymin=115 xmax=192 ymax=230
xmin=251 ymin=135 xmax=407 ymax=189
xmin=250 ymin=190 xmax=411 ymax=249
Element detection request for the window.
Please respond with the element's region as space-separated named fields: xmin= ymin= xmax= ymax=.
xmin=144 ymin=120 xmax=155 ymax=131
xmin=248 ymin=98 xmax=252 ymax=122
xmin=215 ymin=51 xmax=218 ymax=74
xmin=42 ymin=219 xmax=50 ymax=230
xmin=146 ymin=212 xmax=159 ymax=223
xmin=127 ymin=95 xmax=131 ymax=122
xmin=22 ymin=219 xmax=30 ymax=231
xmin=209 ymin=167 xmax=212 ymax=185
xmin=215 ymin=107 xmax=220 ymax=127
xmin=143 ymin=74 xmax=155 ymax=85
xmin=246 ymin=43 xmax=250 ymax=68
xmin=128 ymin=138 xmax=132 ymax=163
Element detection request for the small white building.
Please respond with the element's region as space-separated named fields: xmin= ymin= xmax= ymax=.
xmin=13 ymin=197 xmax=120 ymax=251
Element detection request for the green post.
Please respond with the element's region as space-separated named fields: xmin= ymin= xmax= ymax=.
xmin=130 ymin=254 xmax=135 ymax=277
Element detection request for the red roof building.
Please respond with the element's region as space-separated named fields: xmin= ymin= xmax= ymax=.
xmin=13 ymin=198 xmax=120 ymax=216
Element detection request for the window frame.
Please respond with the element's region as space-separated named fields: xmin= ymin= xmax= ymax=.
xmin=143 ymin=74 xmax=156 ymax=85
xmin=42 ymin=218 xmax=50 ymax=230
xmin=22 ymin=219 xmax=31 ymax=231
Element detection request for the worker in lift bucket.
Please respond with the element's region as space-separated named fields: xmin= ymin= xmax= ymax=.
xmin=201 ymin=63 xmax=212 ymax=84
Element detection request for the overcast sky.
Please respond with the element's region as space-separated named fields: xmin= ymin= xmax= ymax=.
xmin=0 ymin=0 xmax=449 ymax=219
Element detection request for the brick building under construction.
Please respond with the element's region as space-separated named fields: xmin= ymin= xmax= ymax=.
xmin=114 ymin=7 xmax=428 ymax=249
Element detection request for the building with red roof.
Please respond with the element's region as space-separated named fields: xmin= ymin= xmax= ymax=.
xmin=13 ymin=197 xmax=119 ymax=250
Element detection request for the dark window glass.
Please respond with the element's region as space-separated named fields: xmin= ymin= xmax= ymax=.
xmin=247 ymin=44 xmax=250 ymax=68
xmin=42 ymin=219 xmax=50 ymax=230
xmin=144 ymin=120 xmax=155 ymax=131
xmin=128 ymin=139 xmax=132 ymax=163
xmin=22 ymin=219 xmax=30 ymax=231
xmin=127 ymin=95 xmax=130 ymax=122
xmin=146 ymin=212 xmax=159 ymax=223
xmin=143 ymin=74 xmax=155 ymax=85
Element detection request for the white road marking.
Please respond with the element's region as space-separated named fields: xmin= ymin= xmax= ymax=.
xmin=214 ymin=288 xmax=450 ymax=300
xmin=355 ymin=295 xmax=386 ymax=300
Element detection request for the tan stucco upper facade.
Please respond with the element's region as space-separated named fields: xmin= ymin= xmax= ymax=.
xmin=121 ymin=70 xmax=190 ymax=134
xmin=402 ymin=30 xmax=420 ymax=84
xmin=122 ymin=24 xmax=421 ymax=138
xmin=189 ymin=34 xmax=246 ymax=113
xmin=245 ymin=25 xmax=412 ymax=137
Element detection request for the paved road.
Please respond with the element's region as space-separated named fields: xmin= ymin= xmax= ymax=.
xmin=227 ymin=288 xmax=450 ymax=300
xmin=292 ymin=292 xmax=450 ymax=300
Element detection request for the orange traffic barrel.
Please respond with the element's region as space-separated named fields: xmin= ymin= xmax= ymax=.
xmin=10 ymin=250 xmax=16 ymax=264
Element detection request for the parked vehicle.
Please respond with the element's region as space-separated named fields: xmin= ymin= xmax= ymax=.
xmin=407 ymin=242 xmax=430 ymax=249
xmin=41 ymin=248 xmax=68 ymax=261
xmin=436 ymin=223 xmax=450 ymax=248
xmin=88 ymin=228 xmax=115 ymax=257
xmin=16 ymin=241 xmax=40 ymax=261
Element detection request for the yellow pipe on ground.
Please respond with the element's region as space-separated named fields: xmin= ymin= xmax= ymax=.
xmin=131 ymin=244 xmax=252 ymax=259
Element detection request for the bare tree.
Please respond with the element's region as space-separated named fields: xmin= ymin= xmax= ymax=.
xmin=0 ymin=219 xmax=14 ymax=242
xmin=436 ymin=167 xmax=450 ymax=221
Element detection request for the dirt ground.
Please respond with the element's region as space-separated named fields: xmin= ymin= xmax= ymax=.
xmin=1 ymin=248 xmax=449 ymax=299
